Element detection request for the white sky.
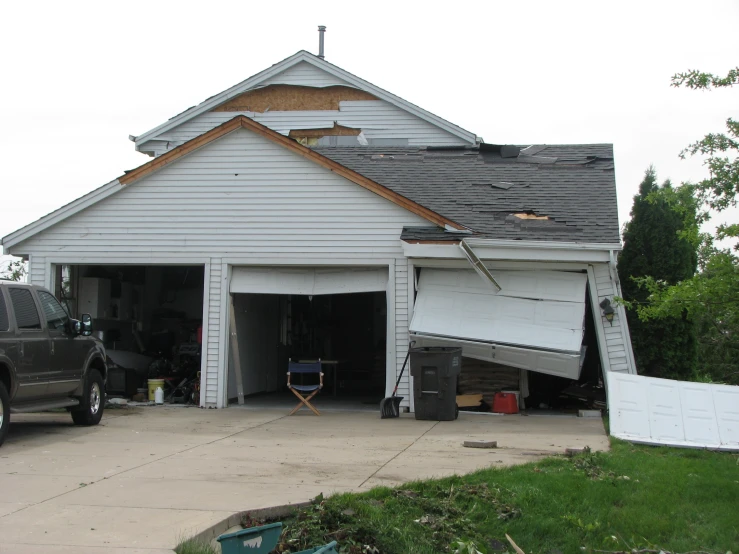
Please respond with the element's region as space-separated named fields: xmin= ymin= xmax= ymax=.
xmin=1 ymin=0 xmax=737 ymax=259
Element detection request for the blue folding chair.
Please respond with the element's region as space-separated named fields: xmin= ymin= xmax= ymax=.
xmin=287 ymin=361 xmax=324 ymax=416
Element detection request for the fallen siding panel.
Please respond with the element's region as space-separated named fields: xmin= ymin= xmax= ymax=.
xmin=608 ymin=372 xmax=739 ymax=451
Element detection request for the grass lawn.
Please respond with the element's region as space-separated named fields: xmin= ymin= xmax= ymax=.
xmin=178 ymin=438 xmax=738 ymax=554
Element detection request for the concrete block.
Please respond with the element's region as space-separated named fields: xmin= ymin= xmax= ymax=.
xmin=578 ymin=410 xmax=601 ymax=418
xmin=463 ymin=440 xmax=498 ymax=449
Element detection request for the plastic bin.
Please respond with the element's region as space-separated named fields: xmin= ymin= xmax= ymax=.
xmin=410 ymin=347 xmax=462 ymax=421
xmin=217 ymin=522 xmax=282 ymax=554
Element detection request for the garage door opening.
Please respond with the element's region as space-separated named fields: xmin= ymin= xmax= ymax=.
xmin=227 ymin=291 xmax=387 ymax=408
xmin=53 ymin=264 xmax=205 ymax=404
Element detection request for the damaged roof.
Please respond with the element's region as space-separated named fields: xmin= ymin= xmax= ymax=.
xmin=313 ymin=144 xmax=619 ymax=243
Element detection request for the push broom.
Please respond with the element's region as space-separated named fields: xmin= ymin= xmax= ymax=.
xmin=380 ymin=345 xmax=412 ymax=419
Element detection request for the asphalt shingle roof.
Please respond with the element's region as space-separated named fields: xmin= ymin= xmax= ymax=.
xmin=313 ymin=144 xmax=620 ymax=243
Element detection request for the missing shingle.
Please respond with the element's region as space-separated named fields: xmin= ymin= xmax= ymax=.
xmin=513 ymin=212 xmax=550 ymax=220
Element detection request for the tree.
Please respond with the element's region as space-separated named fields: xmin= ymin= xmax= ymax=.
xmin=618 ymin=167 xmax=698 ymax=378
xmin=0 ymin=259 xmax=27 ymax=282
xmin=632 ymin=67 xmax=739 ymax=384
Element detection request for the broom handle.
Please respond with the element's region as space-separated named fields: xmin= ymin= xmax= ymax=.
xmin=391 ymin=349 xmax=411 ymax=397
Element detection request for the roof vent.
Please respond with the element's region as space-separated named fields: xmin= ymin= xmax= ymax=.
xmin=318 ymin=26 xmax=326 ymax=59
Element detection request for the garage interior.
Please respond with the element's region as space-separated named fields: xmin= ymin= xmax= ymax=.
xmin=227 ymin=291 xmax=387 ymax=406
xmin=54 ymin=264 xmax=205 ymax=404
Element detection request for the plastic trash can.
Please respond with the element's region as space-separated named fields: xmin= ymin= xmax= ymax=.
xmin=410 ymin=347 xmax=462 ymax=421
xmin=217 ymin=522 xmax=282 ymax=554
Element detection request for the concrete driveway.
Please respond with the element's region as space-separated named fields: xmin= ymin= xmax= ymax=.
xmin=0 ymin=406 xmax=608 ymax=554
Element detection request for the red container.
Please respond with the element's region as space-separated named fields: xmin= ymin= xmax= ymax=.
xmin=492 ymin=392 xmax=519 ymax=414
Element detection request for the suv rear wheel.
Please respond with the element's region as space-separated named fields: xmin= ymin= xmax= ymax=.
xmin=71 ymin=369 xmax=104 ymax=426
xmin=0 ymin=382 xmax=9 ymax=446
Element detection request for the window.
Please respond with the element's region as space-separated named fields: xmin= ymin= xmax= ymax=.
xmin=9 ymin=288 xmax=41 ymax=330
xmin=38 ymin=291 xmax=70 ymax=331
xmin=0 ymin=292 xmax=8 ymax=331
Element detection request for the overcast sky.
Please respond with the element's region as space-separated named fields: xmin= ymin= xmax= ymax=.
xmin=1 ymin=0 xmax=737 ymax=259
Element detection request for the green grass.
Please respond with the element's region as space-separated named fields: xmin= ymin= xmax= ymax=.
xmin=178 ymin=439 xmax=739 ymax=554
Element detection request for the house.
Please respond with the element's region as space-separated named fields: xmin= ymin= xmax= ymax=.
xmin=1 ymin=49 xmax=636 ymax=410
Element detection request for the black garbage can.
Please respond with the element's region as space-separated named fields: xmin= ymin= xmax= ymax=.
xmin=409 ymin=347 xmax=462 ymax=421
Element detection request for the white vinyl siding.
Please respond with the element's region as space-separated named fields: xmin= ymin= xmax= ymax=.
xmin=259 ymin=60 xmax=350 ymax=88
xmin=591 ymin=263 xmax=635 ymax=374
xmin=141 ymin=99 xmax=470 ymax=156
xmin=16 ymin=127 xmax=429 ymax=406
xmin=28 ymin=255 xmax=46 ymax=287
xmin=204 ymin=260 xmax=222 ymax=405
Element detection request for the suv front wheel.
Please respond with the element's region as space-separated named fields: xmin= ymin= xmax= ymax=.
xmin=71 ymin=369 xmax=104 ymax=426
xmin=0 ymin=382 xmax=9 ymax=446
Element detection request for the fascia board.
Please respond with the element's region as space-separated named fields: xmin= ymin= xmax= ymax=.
xmin=402 ymin=241 xmax=615 ymax=262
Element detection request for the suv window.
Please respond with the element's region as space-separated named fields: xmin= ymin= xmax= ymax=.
xmin=0 ymin=292 xmax=8 ymax=331
xmin=38 ymin=291 xmax=70 ymax=331
xmin=9 ymin=288 xmax=42 ymax=330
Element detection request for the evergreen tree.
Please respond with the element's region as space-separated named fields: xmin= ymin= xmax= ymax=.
xmin=618 ymin=167 xmax=698 ymax=378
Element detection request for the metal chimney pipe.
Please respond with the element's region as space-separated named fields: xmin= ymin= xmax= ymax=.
xmin=318 ymin=25 xmax=326 ymax=59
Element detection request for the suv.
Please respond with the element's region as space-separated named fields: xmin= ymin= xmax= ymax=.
xmin=0 ymin=281 xmax=107 ymax=446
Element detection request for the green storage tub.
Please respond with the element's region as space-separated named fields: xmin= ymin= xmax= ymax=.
xmin=216 ymin=522 xmax=282 ymax=554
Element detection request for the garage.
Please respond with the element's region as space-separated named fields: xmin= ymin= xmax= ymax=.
xmin=52 ymin=264 xmax=205 ymax=404
xmin=227 ymin=266 xmax=389 ymax=407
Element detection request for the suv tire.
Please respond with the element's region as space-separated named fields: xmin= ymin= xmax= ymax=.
xmin=71 ymin=369 xmax=104 ymax=426
xmin=0 ymin=381 xmax=9 ymax=447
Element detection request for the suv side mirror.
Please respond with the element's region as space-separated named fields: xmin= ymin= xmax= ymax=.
xmin=80 ymin=313 xmax=93 ymax=337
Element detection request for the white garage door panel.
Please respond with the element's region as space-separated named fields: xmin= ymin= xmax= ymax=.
xmin=231 ymin=267 xmax=387 ymax=295
xmin=410 ymin=334 xmax=582 ymax=379
xmin=410 ymin=269 xmax=586 ymax=354
xmin=608 ymin=372 xmax=739 ymax=451
xmin=421 ymin=268 xmax=587 ymax=303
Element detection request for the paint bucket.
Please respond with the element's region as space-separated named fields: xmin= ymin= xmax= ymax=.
xmin=148 ymin=379 xmax=165 ymax=401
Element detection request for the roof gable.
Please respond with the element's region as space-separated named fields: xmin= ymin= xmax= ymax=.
xmin=3 ymin=116 xmax=465 ymax=250
xmin=134 ymin=51 xmax=477 ymax=150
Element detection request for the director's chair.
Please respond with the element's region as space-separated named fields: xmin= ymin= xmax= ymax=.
xmin=287 ymin=360 xmax=324 ymax=416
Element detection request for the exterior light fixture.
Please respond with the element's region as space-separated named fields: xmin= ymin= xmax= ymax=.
xmin=599 ymin=298 xmax=615 ymax=325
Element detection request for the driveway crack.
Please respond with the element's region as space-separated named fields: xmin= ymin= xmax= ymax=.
xmin=358 ymin=421 xmax=438 ymax=488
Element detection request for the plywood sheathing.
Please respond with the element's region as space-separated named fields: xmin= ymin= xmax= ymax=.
xmin=513 ymin=212 xmax=550 ymax=220
xmin=213 ymin=85 xmax=378 ymax=113
xmin=288 ymin=123 xmax=361 ymax=138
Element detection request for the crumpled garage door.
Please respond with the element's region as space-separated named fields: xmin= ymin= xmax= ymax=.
xmin=409 ymin=268 xmax=588 ymax=379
